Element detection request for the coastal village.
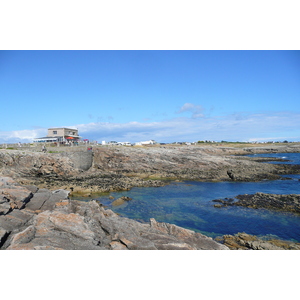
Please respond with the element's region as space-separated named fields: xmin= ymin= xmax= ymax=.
xmin=32 ymin=127 xmax=158 ymax=146
xmin=0 ymin=127 xmax=298 ymax=150
xmin=32 ymin=127 xmax=297 ymax=146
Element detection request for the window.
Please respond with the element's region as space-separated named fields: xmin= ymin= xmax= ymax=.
xmin=53 ymin=131 xmax=57 ymax=134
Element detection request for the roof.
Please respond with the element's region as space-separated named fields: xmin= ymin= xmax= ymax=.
xmin=33 ymin=137 xmax=59 ymax=141
xmin=48 ymin=127 xmax=78 ymax=130
xmin=34 ymin=136 xmax=57 ymax=139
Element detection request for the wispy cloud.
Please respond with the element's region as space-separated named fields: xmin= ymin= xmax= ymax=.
xmin=74 ymin=111 xmax=300 ymax=142
xmin=1 ymin=111 xmax=300 ymax=144
xmin=176 ymin=103 xmax=204 ymax=119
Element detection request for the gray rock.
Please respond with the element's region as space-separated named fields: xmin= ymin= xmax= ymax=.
xmin=25 ymin=190 xmax=51 ymax=211
xmin=0 ymin=209 xmax=34 ymax=232
xmin=3 ymin=197 xmax=229 ymax=250
xmin=39 ymin=189 xmax=70 ymax=211
xmin=0 ymin=196 xmax=11 ymax=215
xmin=25 ymin=189 xmax=69 ymax=212
xmin=23 ymin=185 xmax=39 ymax=193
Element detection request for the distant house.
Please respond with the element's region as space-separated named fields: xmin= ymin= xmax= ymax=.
xmin=33 ymin=127 xmax=81 ymax=144
xmin=135 ymin=140 xmax=157 ymax=146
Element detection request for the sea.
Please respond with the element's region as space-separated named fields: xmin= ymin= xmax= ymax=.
xmin=91 ymin=152 xmax=300 ymax=243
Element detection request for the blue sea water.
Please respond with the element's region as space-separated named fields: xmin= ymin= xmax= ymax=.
xmin=246 ymin=152 xmax=300 ymax=164
xmin=94 ymin=152 xmax=300 ymax=242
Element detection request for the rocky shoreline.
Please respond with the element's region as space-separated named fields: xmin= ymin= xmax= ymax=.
xmin=1 ymin=145 xmax=300 ymax=195
xmin=213 ymin=192 xmax=300 ymax=214
xmin=216 ymin=232 xmax=300 ymax=250
xmin=0 ymin=177 xmax=228 ymax=250
xmin=1 ymin=144 xmax=300 ymax=250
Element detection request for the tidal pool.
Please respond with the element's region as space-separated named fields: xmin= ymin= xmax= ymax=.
xmin=95 ymin=178 xmax=300 ymax=242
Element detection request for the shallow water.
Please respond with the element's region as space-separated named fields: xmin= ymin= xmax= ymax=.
xmin=96 ymin=179 xmax=300 ymax=242
xmin=246 ymin=152 xmax=300 ymax=164
xmin=89 ymin=153 xmax=300 ymax=242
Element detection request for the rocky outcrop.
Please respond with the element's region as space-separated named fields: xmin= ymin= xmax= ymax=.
xmin=91 ymin=145 xmax=300 ymax=183
xmin=0 ymin=150 xmax=79 ymax=179
xmin=0 ymin=177 xmax=228 ymax=250
xmin=1 ymin=145 xmax=300 ymax=195
xmin=213 ymin=192 xmax=300 ymax=214
xmin=91 ymin=146 xmax=283 ymax=182
xmin=53 ymin=172 xmax=165 ymax=197
xmin=217 ymin=232 xmax=300 ymax=250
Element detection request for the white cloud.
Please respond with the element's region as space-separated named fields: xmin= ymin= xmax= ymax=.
xmin=1 ymin=111 xmax=300 ymax=144
xmin=0 ymin=128 xmax=46 ymax=143
xmin=176 ymin=103 xmax=204 ymax=119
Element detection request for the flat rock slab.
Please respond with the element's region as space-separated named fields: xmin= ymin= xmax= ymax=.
xmin=0 ymin=209 xmax=34 ymax=231
xmin=25 ymin=189 xmax=70 ymax=212
xmin=24 ymin=190 xmax=51 ymax=211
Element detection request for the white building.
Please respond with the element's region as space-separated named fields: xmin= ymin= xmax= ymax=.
xmin=33 ymin=127 xmax=81 ymax=144
xmin=135 ymin=140 xmax=157 ymax=145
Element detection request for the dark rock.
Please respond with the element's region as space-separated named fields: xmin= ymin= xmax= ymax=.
xmin=227 ymin=170 xmax=235 ymax=180
xmin=234 ymin=192 xmax=300 ymax=214
xmin=212 ymin=192 xmax=300 ymax=214
xmin=0 ymin=228 xmax=10 ymax=248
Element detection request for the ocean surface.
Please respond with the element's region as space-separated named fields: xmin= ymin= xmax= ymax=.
xmin=93 ymin=152 xmax=300 ymax=242
xmin=246 ymin=152 xmax=300 ymax=164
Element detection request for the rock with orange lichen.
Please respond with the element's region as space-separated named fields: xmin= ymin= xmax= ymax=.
xmin=0 ymin=177 xmax=33 ymax=214
xmin=7 ymin=210 xmax=101 ymax=250
xmin=0 ymin=176 xmax=228 ymax=250
xmin=219 ymin=232 xmax=300 ymax=250
xmin=22 ymin=200 xmax=226 ymax=250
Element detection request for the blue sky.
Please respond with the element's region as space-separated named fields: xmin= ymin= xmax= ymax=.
xmin=1 ymin=50 xmax=300 ymax=143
